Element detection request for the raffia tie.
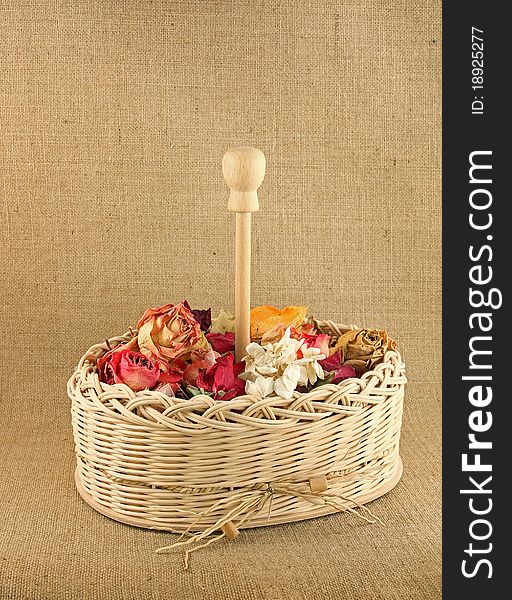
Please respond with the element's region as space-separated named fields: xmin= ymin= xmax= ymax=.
xmin=155 ymin=480 xmax=383 ymax=569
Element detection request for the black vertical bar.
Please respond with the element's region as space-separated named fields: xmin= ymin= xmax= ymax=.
xmin=443 ymin=3 xmax=506 ymax=598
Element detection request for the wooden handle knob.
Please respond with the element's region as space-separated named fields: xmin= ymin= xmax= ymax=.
xmin=223 ymin=147 xmax=266 ymax=213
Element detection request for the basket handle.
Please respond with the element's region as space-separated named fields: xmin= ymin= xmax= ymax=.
xmin=222 ymin=147 xmax=266 ymax=361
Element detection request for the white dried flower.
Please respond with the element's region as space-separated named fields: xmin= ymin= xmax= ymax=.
xmin=274 ymin=363 xmax=301 ymax=400
xmin=241 ymin=327 xmax=325 ymax=400
xmin=295 ymin=347 xmax=325 ymax=386
xmin=246 ymin=342 xmax=278 ymax=373
xmin=246 ymin=375 xmax=274 ymax=398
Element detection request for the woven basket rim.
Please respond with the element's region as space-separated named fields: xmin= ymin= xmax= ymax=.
xmin=68 ymin=320 xmax=406 ymax=429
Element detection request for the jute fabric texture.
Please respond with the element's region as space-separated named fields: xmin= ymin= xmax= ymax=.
xmin=0 ymin=1 xmax=441 ymax=599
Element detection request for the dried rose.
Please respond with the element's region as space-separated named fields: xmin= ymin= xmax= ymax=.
xmin=319 ymin=352 xmax=357 ymax=384
xmin=196 ymin=353 xmax=245 ymax=401
xmin=297 ymin=332 xmax=331 ymax=357
xmin=98 ymin=347 xmax=160 ymax=391
xmin=319 ymin=351 xmax=342 ymax=372
xmin=157 ymin=358 xmax=186 ymax=391
xmin=182 ymin=348 xmax=218 ymax=386
xmin=183 ymin=301 xmax=212 ymax=333
xmin=331 ymin=329 xmax=396 ymax=374
xmin=250 ymin=305 xmax=308 ymax=340
xmin=206 ymin=331 xmax=235 ymax=354
xmin=135 ymin=301 xmax=205 ymax=364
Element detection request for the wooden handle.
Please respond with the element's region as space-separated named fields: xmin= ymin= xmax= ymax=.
xmin=223 ymin=147 xmax=266 ymax=213
xmin=222 ymin=147 xmax=266 ymax=362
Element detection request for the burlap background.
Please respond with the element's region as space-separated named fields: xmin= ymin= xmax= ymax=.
xmin=0 ymin=1 xmax=441 ymax=598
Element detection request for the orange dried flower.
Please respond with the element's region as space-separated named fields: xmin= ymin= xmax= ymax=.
xmin=250 ymin=305 xmax=308 ymax=340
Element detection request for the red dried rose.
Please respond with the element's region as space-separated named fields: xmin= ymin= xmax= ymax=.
xmin=98 ymin=347 xmax=160 ymax=391
xmin=196 ymin=353 xmax=245 ymax=401
xmin=319 ymin=352 xmax=357 ymax=384
xmin=206 ymin=331 xmax=235 ymax=354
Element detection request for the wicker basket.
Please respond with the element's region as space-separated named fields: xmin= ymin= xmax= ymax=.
xmin=68 ymin=319 xmax=406 ymax=544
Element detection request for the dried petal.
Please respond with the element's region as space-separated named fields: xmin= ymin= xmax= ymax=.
xmin=211 ymin=310 xmax=235 ymax=333
xmin=250 ymin=305 xmax=308 ymax=340
xmin=206 ymin=331 xmax=235 ymax=354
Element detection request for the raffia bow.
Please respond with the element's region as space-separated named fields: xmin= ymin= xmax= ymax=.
xmin=155 ymin=477 xmax=383 ymax=569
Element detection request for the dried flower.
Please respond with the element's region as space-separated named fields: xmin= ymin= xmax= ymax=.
xmin=332 ymin=365 xmax=358 ymax=383
xmin=241 ymin=327 xmax=325 ymax=400
xmin=260 ymin=324 xmax=287 ymax=345
xmin=183 ymin=301 xmax=212 ymax=333
xmin=156 ymin=358 xmax=187 ymax=391
xmin=296 ymin=346 xmax=326 ymax=385
xmin=250 ymin=305 xmax=308 ymax=340
xmin=273 ymin=364 xmax=301 ymax=398
xmin=245 ymin=375 xmax=274 ymax=398
xmin=318 ymin=352 xmax=341 ymax=372
xmin=98 ymin=347 xmax=160 ymax=391
xmin=211 ymin=309 xmax=235 ymax=333
xmin=135 ymin=301 xmax=206 ymax=364
xmin=319 ymin=352 xmax=358 ymax=384
xmin=196 ymin=353 xmax=245 ymax=400
xmin=182 ymin=348 xmax=218 ymax=386
xmin=297 ymin=331 xmax=331 ymax=357
xmin=331 ymin=329 xmax=396 ymax=374
xmin=206 ymin=331 xmax=235 ymax=354
xmin=261 ymin=322 xmax=318 ymax=345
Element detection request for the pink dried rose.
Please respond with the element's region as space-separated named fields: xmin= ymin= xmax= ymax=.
xmin=98 ymin=347 xmax=160 ymax=391
xmin=297 ymin=331 xmax=331 ymax=357
xmin=206 ymin=331 xmax=235 ymax=354
xmin=134 ymin=301 xmax=205 ymax=364
xmin=319 ymin=352 xmax=357 ymax=384
xmin=157 ymin=358 xmax=187 ymax=392
xmin=196 ymin=353 xmax=245 ymax=401
xmin=183 ymin=349 xmax=218 ymax=386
